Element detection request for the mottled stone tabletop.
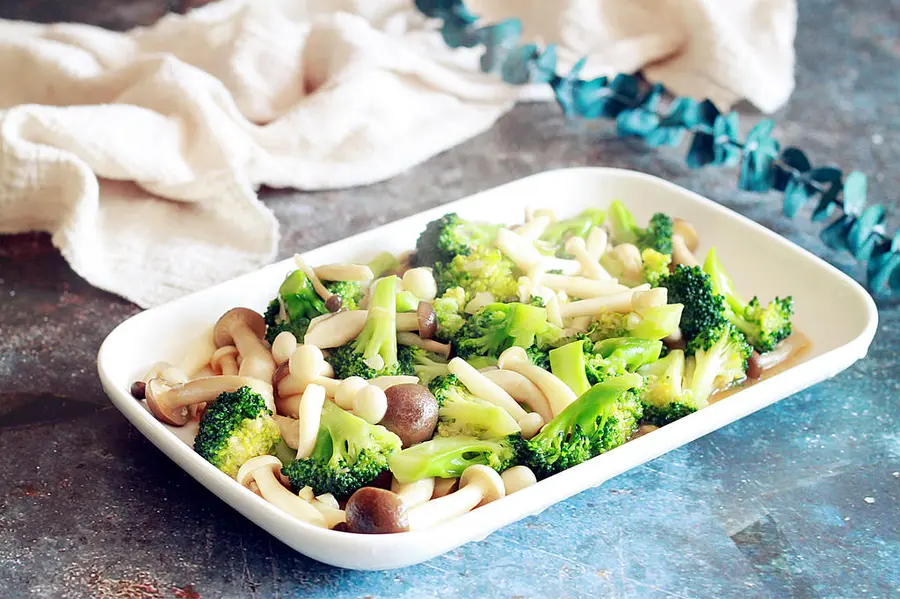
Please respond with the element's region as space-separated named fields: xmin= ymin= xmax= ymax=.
xmin=1 ymin=1 xmax=899 ymax=598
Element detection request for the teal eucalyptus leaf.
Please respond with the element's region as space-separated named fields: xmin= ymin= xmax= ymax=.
xmin=738 ymin=120 xmax=779 ymax=191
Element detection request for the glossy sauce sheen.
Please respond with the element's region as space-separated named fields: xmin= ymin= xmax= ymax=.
xmin=711 ymin=331 xmax=812 ymax=403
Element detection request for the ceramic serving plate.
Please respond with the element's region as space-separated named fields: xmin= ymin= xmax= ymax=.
xmin=97 ymin=167 xmax=878 ymax=571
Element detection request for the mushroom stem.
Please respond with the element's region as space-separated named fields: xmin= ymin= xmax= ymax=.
xmin=304 ymin=311 xmax=420 ymax=348
xmin=214 ymin=308 xmax=275 ymax=382
xmin=145 ymin=375 xmax=274 ymax=426
xmin=565 ymin=237 xmax=611 ymax=281
xmin=294 ymin=254 xmax=334 ymax=302
xmin=178 ymin=328 xmax=217 ymax=377
xmin=501 ymin=465 xmax=537 ymax=495
xmin=314 ymin=263 xmax=374 ymax=282
xmin=273 ymin=414 xmax=299 ymax=449
xmin=447 ymin=358 xmax=526 ymax=420
xmin=432 ymin=477 xmax=458 ymax=498
xmin=296 ymin=384 xmax=326 ymax=459
xmin=236 ymin=456 xmax=326 ymax=528
xmin=391 ymin=476 xmax=435 ymax=508
xmin=558 ymin=285 xmax=651 ymax=318
xmin=369 ymin=376 xmax=420 ymax=390
xmin=397 ymin=332 xmax=451 ymax=358
xmin=496 ymin=228 xmax=543 ymax=271
xmin=405 ymin=465 xmax=505 ymax=530
xmin=585 ymin=227 xmax=608 ymax=259
xmin=497 ymin=347 xmax=576 ymax=417
xmin=537 ymin=273 xmax=626 ymax=298
xmin=672 ymin=234 xmax=700 ymax=267
xmin=310 ymin=499 xmax=346 ymax=529
xmin=480 ymin=369 xmax=553 ymax=423
xmin=515 ymin=215 xmax=551 ymax=240
xmin=211 ymin=346 xmax=239 ymax=376
xmin=673 ymin=219 xmax=699 ymax=251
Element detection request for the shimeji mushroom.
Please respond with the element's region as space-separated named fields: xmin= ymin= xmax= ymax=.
xmin=273 ymin=414 xmax=299 ymax=448
xmin=401 ymin=268 xmax=437 ymax=301
xmin=673 ymin=219 xmax=699 ymax=251
xmin=368 ymin=376 xmax=420 ymax=390
xmin=271 ymin=331 xmax=298 ymax=366
xmin=405 ymin=465 xmax=505 ymax=530
xmin=496 ymin=228 xmax=543 ymax=271
xmin=211 ymin=346 xmax=239 ymax=376
xmin=515 ymin=213 xmax=552 ymax=240
xmin=447 ymin=358 xmax=543 ymax=439
xmin=304 ymin=310 xmax=424 ymax=348
xmin=177 ymin=327 xmax=217 ymax=378
xmin=533 ymin=273 xmax=627 ymax=298
xmin=344 ymin=487 xmax=410 ymax=534
xmin=293 ymin=254 xmax=335 ymax=304
xmin=351 ymin=385 xmax=388 ymax=425
xmin=612 ymin=243 xmax=644 ymax=281
xmin=295 ymin=384 xmax=326 ymax=459
xmin=497 ymin=346 xmax=576 ymax=418
xmin=564 ymin=236 xmax=611 ymax=281
xmin=558 ymin=284 xmax=652 ymax=318
xmin=379 ymin=383 xmax=439 ymax=447
xmin=214 ymin=308 xmax=275 ymax=383
xmin=671 ymin=234 xmax=700 ymax=267
xmin=390 ymin=476 xmax=435 ymax=508
xmin=236 ymin=456 xmax=326 ymax=528
xmin=585 ymin=227 xmax=608 ymax=259
xmin=145 ymin=375 xmax=274 ymax=426
xmin=464 ymin=292 xmax=495 ymax=315
xmin=432 ymin=477 xmax=458 ymax=498
xmin=314 ymin=263 xmax=374 ymax=282
xmin=480 ymin=369 xmax=553 ymax=423
xmin=632 ymin=288 xmax=668 ymax=312
xmin=397 ymin=332 xmax=451 ymax=358
xmin=500 ymin=465 xmax=537 ymax=495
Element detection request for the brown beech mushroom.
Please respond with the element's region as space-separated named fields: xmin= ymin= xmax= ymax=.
xmin=178 ymin=328 xmax=217 ymax=377
xmin=380 ymin=384 xmax=439 ymax=447
xmin=397 ymin=332 xmax=451 ymax=358
xmin=673 ymin=219 xmax=699 ymax=252
xmin=145 ymin=375 xmax=273 ymax=426
xmin=500 ymin=465 xmax=537 ymax=495
xmin=416 ymin=301 xmax=437 ymax=339
xmin=236 ymin=456 xmax=326 ymax=528
xmin=432 ymin=477 xmax=458 ymax=498
xmin=405 ymin=465 xmax=505 ymax=530
xmin=214 ymin=308 xmax=275 ymax=382
xmin=344 ymin=487 xmax=409 ymax=534
xmin=211 ymin=346 xmax=239 ymax=376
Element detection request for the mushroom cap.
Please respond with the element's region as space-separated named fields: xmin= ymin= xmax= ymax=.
xmin=673 ymin=219 xmax=699 ymax=251
xmin=214 ymin=308 xmax=267 ymax=348
xmin=236 ymin=455 xmax=283 ymax=487
xmin=144 ymin=378 xmax=190 ymax=426
xmin=211 ymin=345 xmax=239 ymax=372
xmin=345 ymin=487 xmax=409 ymax=534
xmin=381 ymin=384 xmax=439 ymax=448
xmin=497 ymin=346 xmax=529 ymax=369
xmin=459 ymin=465 xmax=505 ymax=505
xmin=289 ymin=344 xmax=326 ymax=380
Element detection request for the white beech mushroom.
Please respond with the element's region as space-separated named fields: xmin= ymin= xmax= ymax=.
xmin=585 ymin=227 xmax=608 ymax=259
xmin=612 ymin=243 xmax=643 ymax=281
xmin=632 ymin=288 xmax=668 ymax=312
xmin=283 ymin=345 xmax=341 ymax=397
xmin=236 ymin=456 xmax=326 ymax=528
xmin=432 ymin=477 xmax=458 ymax=498
xmin=211 ymin=346 xmax=239 ymax=376
xmin=501 ymin=465 xmax=537 ymax=495
xmin=214 ymin=308 xmax=276 ymax=383
xmin=496 ymin=228 xmax=543 ymax=271
xmin=515 ymin=214 xmax=551 ymax=240
xmin=673 ymin=219 xmax=699 ymax=252
xmin=534 ymin=273 xmax=627 ymax=298
xmin=304 ymin=311 xmax=421 ymax=348
xmin=671 ymin=234 xmax=700 ymax=267
xmin=405 ymin=465 xmax=506 ymax=530
xmin=271 ymin=331 xmax=298 ymax=366
xmin=401 ymin=267 xmax=437 ymax=301
xmin=390 ymin=476 xmax=436 ymax=508
xmin=310 ymin=493 xmax=346 ymax=528
xmin=558 ymin=284 xmax=651 ymax=318
xmin=352 ymin=384 xmax=388 ymax=424
xmin=447 ymin=358 xmax=543 ymax=439
xmin=480 ymin=369 xmax=553 ymax=423
xmin=273 ymin=414 xmax=299 ymax=448
xmin=497 ymin=346 xmax=576 ymax=417
xmin=397 ymin=332 xmax=451 ymax=359
xmin=145 ymin=375 xmax=274 ymax=426
xmin=314 ymin=263 xmax=374 ymax=282
xmin=546 ymin=294 xmax=563 ymax=328
xmin=334 ymin=376 xmax=369 ymax=410
xmin=565 ymin=236 xmax=612 ymax=281
xmin=464 ymin=292 xmax=495 ymax=315
xmin=295 ymin=383 xmax=326 ymax=459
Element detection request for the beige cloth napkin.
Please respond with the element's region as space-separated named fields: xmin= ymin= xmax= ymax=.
xmin=0 ymin=0 xmax=797 ymax=308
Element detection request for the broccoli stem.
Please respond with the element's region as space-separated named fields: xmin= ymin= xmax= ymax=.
xmin=354 ymin=276 xmax=398 ymax=370
xmin=396 ymin=290 xmax=420 ymax=312
xmin=368 ymin=251 xmax=400 ymax=278
xmin=607 ymin=200 xmax=639 ymax=245
xmin=629 ymin=304 xmax=684 ymax=340
xmin=549 ymin=340 xmax=591 ymax=397
xmin=388 ymin=435 xmax=516 ymax=484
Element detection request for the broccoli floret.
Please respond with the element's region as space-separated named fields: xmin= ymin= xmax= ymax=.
xmin=415 ymin=213 xmax=500 ymax=268
xmin=324 ymin=280 xmax=364 ymax=311
xmin=281 ymin=401 xmax=402 ymax=496
xmin=637 ymin=349 xmax=698 ymax=425
xmin=407 ymin=347 xmax=450 ymax=386
xmin=525 ymin=345 xmax=552 ymax=370
xmin=641 ymin=248 xmax=672 ymax=287
xmin=583 ymin=306 xmax=682 ymax=344
xmin=606 ymin=201 xmax=673 ymax=254
xmin=549 ymin=340 xmax=592 ymax=397
xmin=328 ymin=275 xmax=409 ymax=379
xmin=703 ymin=248 xmax=794 ymax=353
xmin=388 ymin=435 xmax=520 ymax=484
xmin=427 ymin=373 xmax=459 ymax=402
xmin=453 ymin=302 xmax=552 ymax=361
xmin=434 ymin=378 xmax=520 ymax=439
xmin=433 ymin=247 xmax=519 ymax=301
xmin=432 ymin=286 xmax=467 ymax=342
xmin=686 ymin=323 xmax=751 ymax=406
xmin=194 ymin=387 xmax=281 ymax=478
xmin=659 ymin=265 xmax=728 ymax=340
xmin=279 ymin=270 xmax=327 ymax=321
xmin=263 ymin=299 xmax=310 ymax=345
xmin=521 ymin=374 xmax=644 ymax=478
xmin=584 ymin=338 xmax=663 ymax=385
xmin=369 ymin=251 xmax=400 ymax=278
xmin=585 ymin=312 xmax=629 ymax=340
xmin=539 ymin=208 xmax=606 ymax=248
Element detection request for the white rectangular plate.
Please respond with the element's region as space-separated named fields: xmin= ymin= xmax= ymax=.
xmin=97 ymin=167 xmax=878 ymax=571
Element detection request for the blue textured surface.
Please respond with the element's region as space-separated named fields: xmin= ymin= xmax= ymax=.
xmin=1 ymin=0 xmax=899 ymax=597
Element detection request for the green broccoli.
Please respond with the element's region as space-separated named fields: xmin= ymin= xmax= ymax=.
xmin=194 ymin=387 xmax=281 ymax=478
xmin=324 ymin=280 xmax=364 ymax=311
xmin=606 ymin=200 xmax=673 ymax=254
xmin=328 ymin=275 xmax=410 ymax=379
xmin=641 ymin=248 xmax=672 ymax=287
xmin=415 ymin=213 xmax=501 ymax=268
xmin=453 ymin=302 xmax=553 ymax=361
xmin=521 ymin=374 xmax=644 ymax=478
xmin=281 ymin=400 xmax=402 ymax=496
xmin=703 ymin=248 xmax=794 ymax=353
xmin=549 ymin=340 xmax=592 ymax=397
xmin=369 ymin=251 xmax=400 ymax=278
xmin=584 ymin=338 xmax=663 ymax=385
xmin=263 ymin=298 xmax=309 ymax=345
xmin=388 ymin=435 xmax=520 ymax=484
xmin=686 ymin=323 xmax=752 ymax=406
xmin=279 ymin=269 xmax=327 ymax=321
xmin=637 ymin=349 xmax=699 ymax=425
xmin=407 ymin=347 xmax=450 ymax=386
xmin=395 ymin=289 xmax=420 ymax=312
xmin=432 ymin=286 xmax=467 ymax=342
xmin=431 ymin=375 xmax=520 ymax=438
xmin=659 ymin=265 xmax=728 ymax=340
xmin=539 ymin=208 xmax=606 ymax=247
xmin=433 ymin=247 xmax=519 ymax=301
xmin=583 ymin=305 xmax=683 ymax=343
